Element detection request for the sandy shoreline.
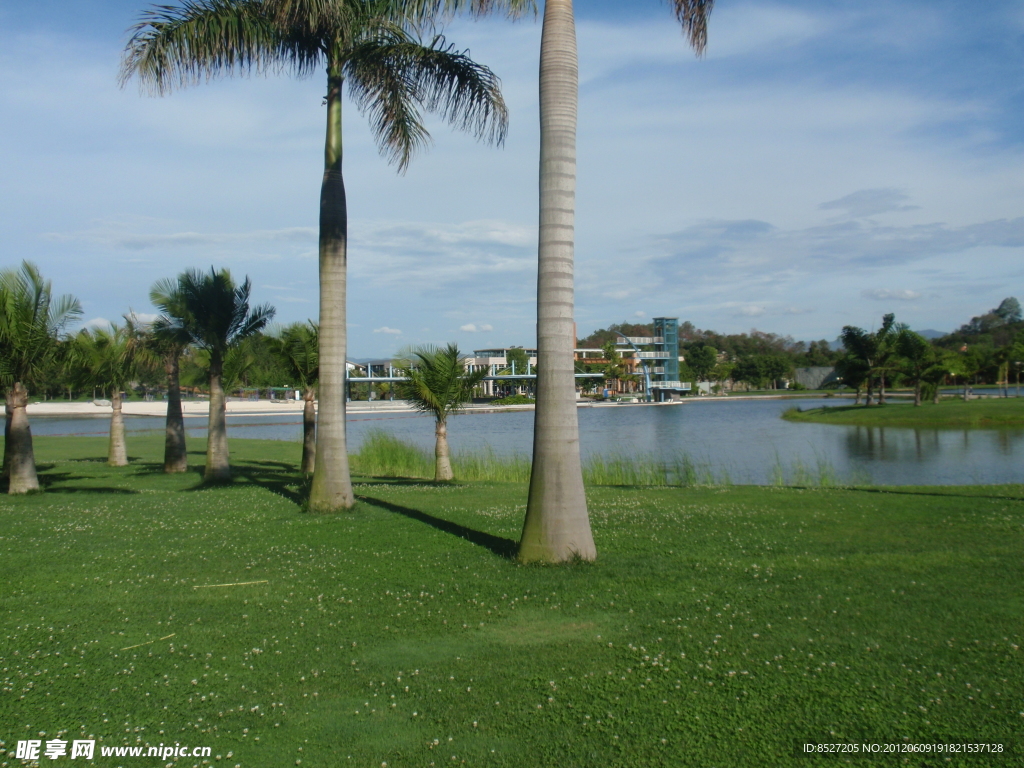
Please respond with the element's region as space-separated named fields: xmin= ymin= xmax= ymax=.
xmin=26 ymin=399 xmax=392 ymax=418
xmin=24 ymin=393 xmax=853 ymax=419
xmin=23 ymin=399 xmax=533 ymax=418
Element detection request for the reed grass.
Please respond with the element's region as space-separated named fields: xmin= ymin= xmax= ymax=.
xmin=351 ymin=430 xmax=857 ymax=487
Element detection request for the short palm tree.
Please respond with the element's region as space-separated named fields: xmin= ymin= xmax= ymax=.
xmin=149 ymin=278 xmax=196 ymax=473
xmin=277 ymin=321 xmax=320 ymax=473
xmin=396 ymin=343 xmax=487 ymax=481
xmin=430 ymin=0 xmax=714 ymax=561
xmin=840 ymin=314 xmax=895 ymax=406
xmin=168 ymin=267 xmax=275 ymax=481
xmin=0 ymin=261 xmax=82 ymax=494
xmin=121 ymin=0 xmax=509 ymax=511
xmin=73 ymin=325 xmax=141 ymax=466
xmin=894 ymin=327 xmax=933 ymax=407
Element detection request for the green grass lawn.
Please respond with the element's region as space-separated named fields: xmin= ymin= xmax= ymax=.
xmin=784 ymin=397 xmax=1024 ymax=429
xmin=2 ymin=436 xmax=1023 ymax=766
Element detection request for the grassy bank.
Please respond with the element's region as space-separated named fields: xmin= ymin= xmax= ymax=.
xmin=784 ymin=397 xmax=1024 ymax=428
xmin=354 ymin=430 xmax=848 ymax=487
xmin=2 ymin=435 xmax=1022 ymax=766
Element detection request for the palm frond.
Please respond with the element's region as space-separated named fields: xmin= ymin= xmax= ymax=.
xmin=171 ymin=267 xmax=275 ymax=357
xmin=399 ymin=0 xmax=535 ymax=23
xmin=120 ymin=0 xmax=321 ymax=94
xmin=396 ymin=342 xmax=486 ymax=421
xmin=344 ymin=32 xmax=507 ymax=171
xmin=265 ymin=0 xmax=382 ymax=43
xmin=278 ymin=320 xmax=319 ymax=387
xmin=669 ymin=0 xmax=715 ymax=55
xmin=0 ymin=260 xmax=82 ymax=390
xmin=74 ymin=324 xmax=141 ymax=391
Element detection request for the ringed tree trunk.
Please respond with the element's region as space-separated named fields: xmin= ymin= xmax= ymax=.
xmin=854 ymin=386 xmax=862 ymax=405
xmin=878 ymin=374 xmax=886 ymax=404
xmin=301 ymin=387 xmax=316 ymax=475
xmin=108 ymin=388 xmax=128 ymax=466
xmin=308 ymin=63 xmax=355 ymax=512
xmin=913 ymin=379 xmax=922 ymax=406
xmin=434 ymin=418 xmax=453 ymax=482
xmin=163 ymin=352 xmax=188 ymax=473
xmin=519 ymin=0 xmax=596 ymax=564
xmin=865 ymin=378 xmax=874 ymax=406
xmin=205 ymin=351 xmax=231 ymax=481
xmin=6 ymin=383 xmax=40 ymax=494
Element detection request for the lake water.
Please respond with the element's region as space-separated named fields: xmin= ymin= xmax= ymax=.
xmin=28 ymin=397 xmax=1024 ymax=486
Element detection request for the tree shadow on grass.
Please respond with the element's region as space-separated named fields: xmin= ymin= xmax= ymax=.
xmin=45 ymin=486 xmax=139 ymax=495
xmin=234 ymin=460 xmax=305 ymax=505
xmin=356 ymin=494 xmax=517 ymax=559
xmin=840 ymin=486 xmax=1024 ymax=502
xmin=178 ymin=459 xmax=306 ymax=506
xmin=37 ymin=471 xmax=139 ymax=494
xmin=353 ymin=476 xmax=464 ymax=487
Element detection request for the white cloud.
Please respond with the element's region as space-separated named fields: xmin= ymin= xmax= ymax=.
xmin=5 ymin=4 xmax=1024 ymax=352
xmin=633 ymin=311 xmax=646 ymax=318
xmin=44 ymin=224 xmax=317 ymax=251
xmin=819 ymin=188 xmax=920 ymax=218
xmin=373 ymin=326 xmax=402 ymax=335
xmin=349 ymin=220 xmax=535 ymax=293
xmin=82 ymin=317 xmax=113 ymax=330
xmin=736 ymin=306 xmax=767 ymax=317
xmin=460 ymin=323 xmax=494 ymax=332
xmin=861 ymin=289 xmax=922 ymax=301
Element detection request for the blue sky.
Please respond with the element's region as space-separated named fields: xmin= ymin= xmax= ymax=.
xmin=2 ymin=0 xmax=1023 ymax=356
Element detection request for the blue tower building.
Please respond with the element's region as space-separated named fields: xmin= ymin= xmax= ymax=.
xmin=615 ymin=317 xmax=690 ymax=401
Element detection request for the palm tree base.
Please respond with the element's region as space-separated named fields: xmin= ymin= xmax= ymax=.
xmin=5 ymin=385 xmax=40 ymax=494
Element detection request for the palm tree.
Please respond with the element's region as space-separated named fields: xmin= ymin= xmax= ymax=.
xmin=840 ymin=314 xmax=895 ymax=406
xmin=0 ymin=261 xmax=82 ymax=494
xmin=894 ymin=327 xmax=932 ymax=407
xmin=149 ymin=279 xmax=196 ymax=473
xmin=73 ymin=325 xmax=141 ymax=466
xmin=955 ymin=350 xmax=982 ymax=402
xmin=872 ymin=315 xmax=899 ymax=404
xmin=121 ymin=0 xmax=509 ymax=511
xmin=396 ymin=343 xmax=487 ymax=481
xmin=170 ymin=267 xmax=275 ymax=481
xmin=277 ymin=321 xmax=319 ymax=473
xmin=834 ymin=352 xmax=869 ymax=404
xmin=430 ymin=0 xmax=713 ymax=561
xmin=920 ymin=349 xmax=955 ymax=405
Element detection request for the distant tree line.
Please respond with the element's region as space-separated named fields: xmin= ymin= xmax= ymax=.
xmin=578 ymin=298 xmax=1024 ymax=396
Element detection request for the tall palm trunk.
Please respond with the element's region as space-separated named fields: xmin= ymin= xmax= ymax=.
xmin=913 ymin=380 xmax=922 ymax=406
xmin=309 ymin=64 xmax=355 ymax=511
xmin=108 ymin=389 xmax=128 ymax=467
xmin=5 ymin=383 xmax=39 ymax=494
xmin=301 ymin=387 xmax=316 ymax=474
xmin=2 ymin=399 xmax=11 ymax=481
xmin=865 ymin=378 xmax=874 ymax=406
xmin=878 ymin=374 xmax=887 ymax=404
xmin=519 ymin=0 xmax=596 ymax=563
xmin=205 ymin=351 xmax=230 ymax=481
xmin=434 ymin=418 xmax=453 ymax=482
xmin=163 ymin=352 xmax=188 ymax=473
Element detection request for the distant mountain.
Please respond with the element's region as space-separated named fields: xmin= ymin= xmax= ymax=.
xmin=915 ymin=329 xmax=947 ymax=339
